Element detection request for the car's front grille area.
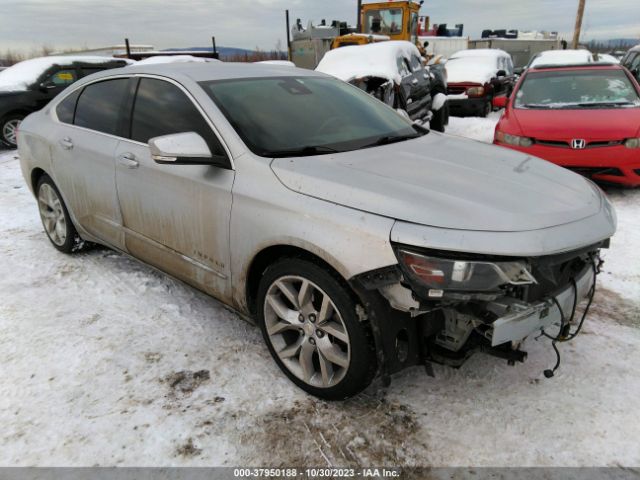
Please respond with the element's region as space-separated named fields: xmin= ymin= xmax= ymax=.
xmin=568 ymin=166 xmax=625 ymax=177
xmin=534 ymin=139 xmax=624 ymax=149
xmin=447 ymin=83 xmax=476 ymax=95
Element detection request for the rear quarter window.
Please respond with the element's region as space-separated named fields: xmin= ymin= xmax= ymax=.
xmin=56 ymin=89 xmax=81 ymax=124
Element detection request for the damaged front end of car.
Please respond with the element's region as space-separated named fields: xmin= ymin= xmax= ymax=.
xmin=350 ymin=241 xmax=607 ymax=384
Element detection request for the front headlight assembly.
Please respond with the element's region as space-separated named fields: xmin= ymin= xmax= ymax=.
xmin=397 ymin=250 xmax=537 ymax=294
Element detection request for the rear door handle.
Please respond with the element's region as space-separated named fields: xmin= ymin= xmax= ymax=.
xmin=118 ymin=152 xmax=139 ymax=169
xmin=59 ymin=137 xmax=73 ymax=150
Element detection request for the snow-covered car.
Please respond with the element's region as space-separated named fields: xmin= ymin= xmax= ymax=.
xmin=0 ymin=56 xmax=131 ymax=148
xmin=527 ymin=49 xmax=594 ymax=69
xmin=621 ymin=44 xmax=640 ymax=83
xmin=316 ymin=41 xmax=448 ymax=131
xmin=594 ymin=53 xmax=620 ymax=64
xmin=446 ymin=49 xmax=516 ymax=117
xmin=17 ymin=62 xmax=616 ymax=399
xmin=134 ymin=55 xmax=219 ymax=65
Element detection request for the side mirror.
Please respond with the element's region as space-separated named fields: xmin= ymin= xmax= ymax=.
xmin=493 ymin=95 xmax=508 ymax=109
xmin=149 ymin=132 xmax=226 ymax=166
xmin=39 ymin=81 xmax=57 ymax=92
xmin=496 ymin=69 xmax=507 ymax=78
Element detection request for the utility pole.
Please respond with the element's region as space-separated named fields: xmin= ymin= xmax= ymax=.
xmin=572 ymin=0 xmax=586 ymax=49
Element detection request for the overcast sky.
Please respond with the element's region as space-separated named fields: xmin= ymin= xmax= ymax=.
xmin=2 ymin=0 xmax=639 ymax=54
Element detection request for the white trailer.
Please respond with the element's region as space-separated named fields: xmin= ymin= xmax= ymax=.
xmin=419 ymin=36 xmax=469 ymax=59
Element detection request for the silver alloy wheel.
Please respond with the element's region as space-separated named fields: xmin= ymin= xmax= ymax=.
xmin=37 ymin=184 xmax=67 ymax=246
xmin=263 ymin=275 xmax=351 ymax=388
xmin=2 ymin=118 xmax=21 ymax=146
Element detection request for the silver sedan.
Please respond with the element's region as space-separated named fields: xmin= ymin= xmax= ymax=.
xmin=17 ymin=62 xmax=616 ymax=399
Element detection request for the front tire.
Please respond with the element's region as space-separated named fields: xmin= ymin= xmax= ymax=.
xmin=36 ymin=175 xmax=83 ymax=253
xmin=430 ymin=101 xmax=449 ymax=132
xmin=256 ymin=258 xmax=376 ymax=400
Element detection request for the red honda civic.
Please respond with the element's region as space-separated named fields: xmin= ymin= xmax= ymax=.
xmin=493 ymin=63 xmax=640 ymax=187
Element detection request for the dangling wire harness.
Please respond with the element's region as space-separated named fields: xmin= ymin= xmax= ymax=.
xmin=538 ymin=257 xmax=602 ymax=378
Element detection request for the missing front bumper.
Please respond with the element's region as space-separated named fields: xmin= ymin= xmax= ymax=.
xmin=488 ymin=262 xmax=595 ymax=346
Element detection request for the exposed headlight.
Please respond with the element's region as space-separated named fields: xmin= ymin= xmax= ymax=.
xmin=397 ymin=250 xmax=536 ymax=292
xmin=466 ymin=86 xmax=485 ymax=97
xmin=624 ymin=138 xmax=640 ymax=148
xmin=495 ymin=131 xmax=534 ymax=148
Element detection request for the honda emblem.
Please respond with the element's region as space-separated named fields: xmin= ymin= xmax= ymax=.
xmin=571 ymin=139 xmax=586 ymax=149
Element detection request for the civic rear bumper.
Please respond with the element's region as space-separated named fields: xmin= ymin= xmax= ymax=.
xmin=489 ymin=261 xmax=595 ymax=346
xmin=496 ymin=142 xmax=640 ymax=187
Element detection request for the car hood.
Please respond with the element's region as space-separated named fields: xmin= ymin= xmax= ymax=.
xmin=510 ymin=107 xmax=640 ymax=139
xmin=270 ymin=133 xmax=602 ymax=232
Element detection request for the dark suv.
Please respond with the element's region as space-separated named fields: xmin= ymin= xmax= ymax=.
xmin=621 ymin=45 xmax=640 ymax=83
xmin=0 ymin=56 xmax=130 ymax=148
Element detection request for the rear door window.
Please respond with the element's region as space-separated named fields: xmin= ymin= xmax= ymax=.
xmin=129 ymin=77 xmax=225 ymax=155
xmin=74 ymin=78 xmax=128 ymax=135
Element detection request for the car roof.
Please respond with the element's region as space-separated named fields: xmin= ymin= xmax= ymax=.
xmin=528 ymin=63 xmax=625 ymax=72
xmin=91 ymin=61 xmax=324 ymax=83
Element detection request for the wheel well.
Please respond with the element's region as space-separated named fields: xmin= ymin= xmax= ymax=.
xmin=30 ymin=167 xmax=47 ymax=192
xmin=1 ymin=109 xmax=31 ymax=122
xmin=245 ymin=245 xmax=351 ymax=315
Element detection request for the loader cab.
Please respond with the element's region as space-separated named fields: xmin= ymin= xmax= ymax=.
xmin=361 ymin=1 xmax=422 ymax=44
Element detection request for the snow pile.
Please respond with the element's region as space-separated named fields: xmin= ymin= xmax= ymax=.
xmin=529 ymin=49 xmax=593 ymax=68
xmin=446 ymin=49 xmax=506 ymax=84
xmin=135 ymin=55 xmax=219 ymax=65
xmin=0 ymin=56 xmax=128 ymax=91
xmin=446 ymin=110 xmax=502 ymax=143
xmin=316 ymin=40 xmax=420 ymax=83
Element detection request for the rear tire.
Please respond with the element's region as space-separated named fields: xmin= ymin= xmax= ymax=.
xmin=256 ymin=258 xmax=376 ymax=400
xmin=1 ymin=113 xmax=24 ymax=149
xmin=36 ymin=174 xmax=84 ymax=254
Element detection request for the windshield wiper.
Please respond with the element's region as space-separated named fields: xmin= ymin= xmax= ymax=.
xmin=361 ymin=132 xmax=423 ymax=149
xmin=266 ymin=145 xmax=341 ymax=158
xmin=575 ymin=101 xmax=635 ymax=108
xmin=521 ymin=103 xmax=555 ymax=109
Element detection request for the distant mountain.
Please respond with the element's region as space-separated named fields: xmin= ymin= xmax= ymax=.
xmin=585 ymin=38 xmax=639 ymax=50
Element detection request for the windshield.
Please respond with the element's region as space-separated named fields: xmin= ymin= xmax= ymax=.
xmin=199 ymin=76 xmax=422 ymax=157
xmin=515 ymin=69 xmax=640 ymax=109
xmin=363 ymin=8 xmax=403 ymax=35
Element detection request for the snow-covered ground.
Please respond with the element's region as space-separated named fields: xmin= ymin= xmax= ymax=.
xmin=1 ymin=117 xmax=639 ymax=467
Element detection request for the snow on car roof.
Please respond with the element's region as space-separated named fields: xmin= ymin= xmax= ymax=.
xmin=0 ymin=56 xmax=130 ymax=91
xmin=446 ymin=49 xmax=508 ymax=84
xmin=529 ymin=49 xmax=593 ymax=68
xmin=255 ymin=60 xmax=296 ymax=67
xmin=594 ymin=53 xmax=620 ymax=64
xmin=315 ymin=40 xmax=421 ymax=83
xmin=134 ymin=55 xmax=219 ymax=65
xmin=449 ymin=49 xmax=510 ymax=59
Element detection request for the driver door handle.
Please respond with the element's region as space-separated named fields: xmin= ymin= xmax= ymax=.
xmin=59 ymin=137 xmax=73 ymax=150
xmin=118 ymin=152 xmax=139 ymax=169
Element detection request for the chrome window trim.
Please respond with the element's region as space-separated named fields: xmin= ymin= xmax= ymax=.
xmin=50 ymin=72 xmax=235 ymax=169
